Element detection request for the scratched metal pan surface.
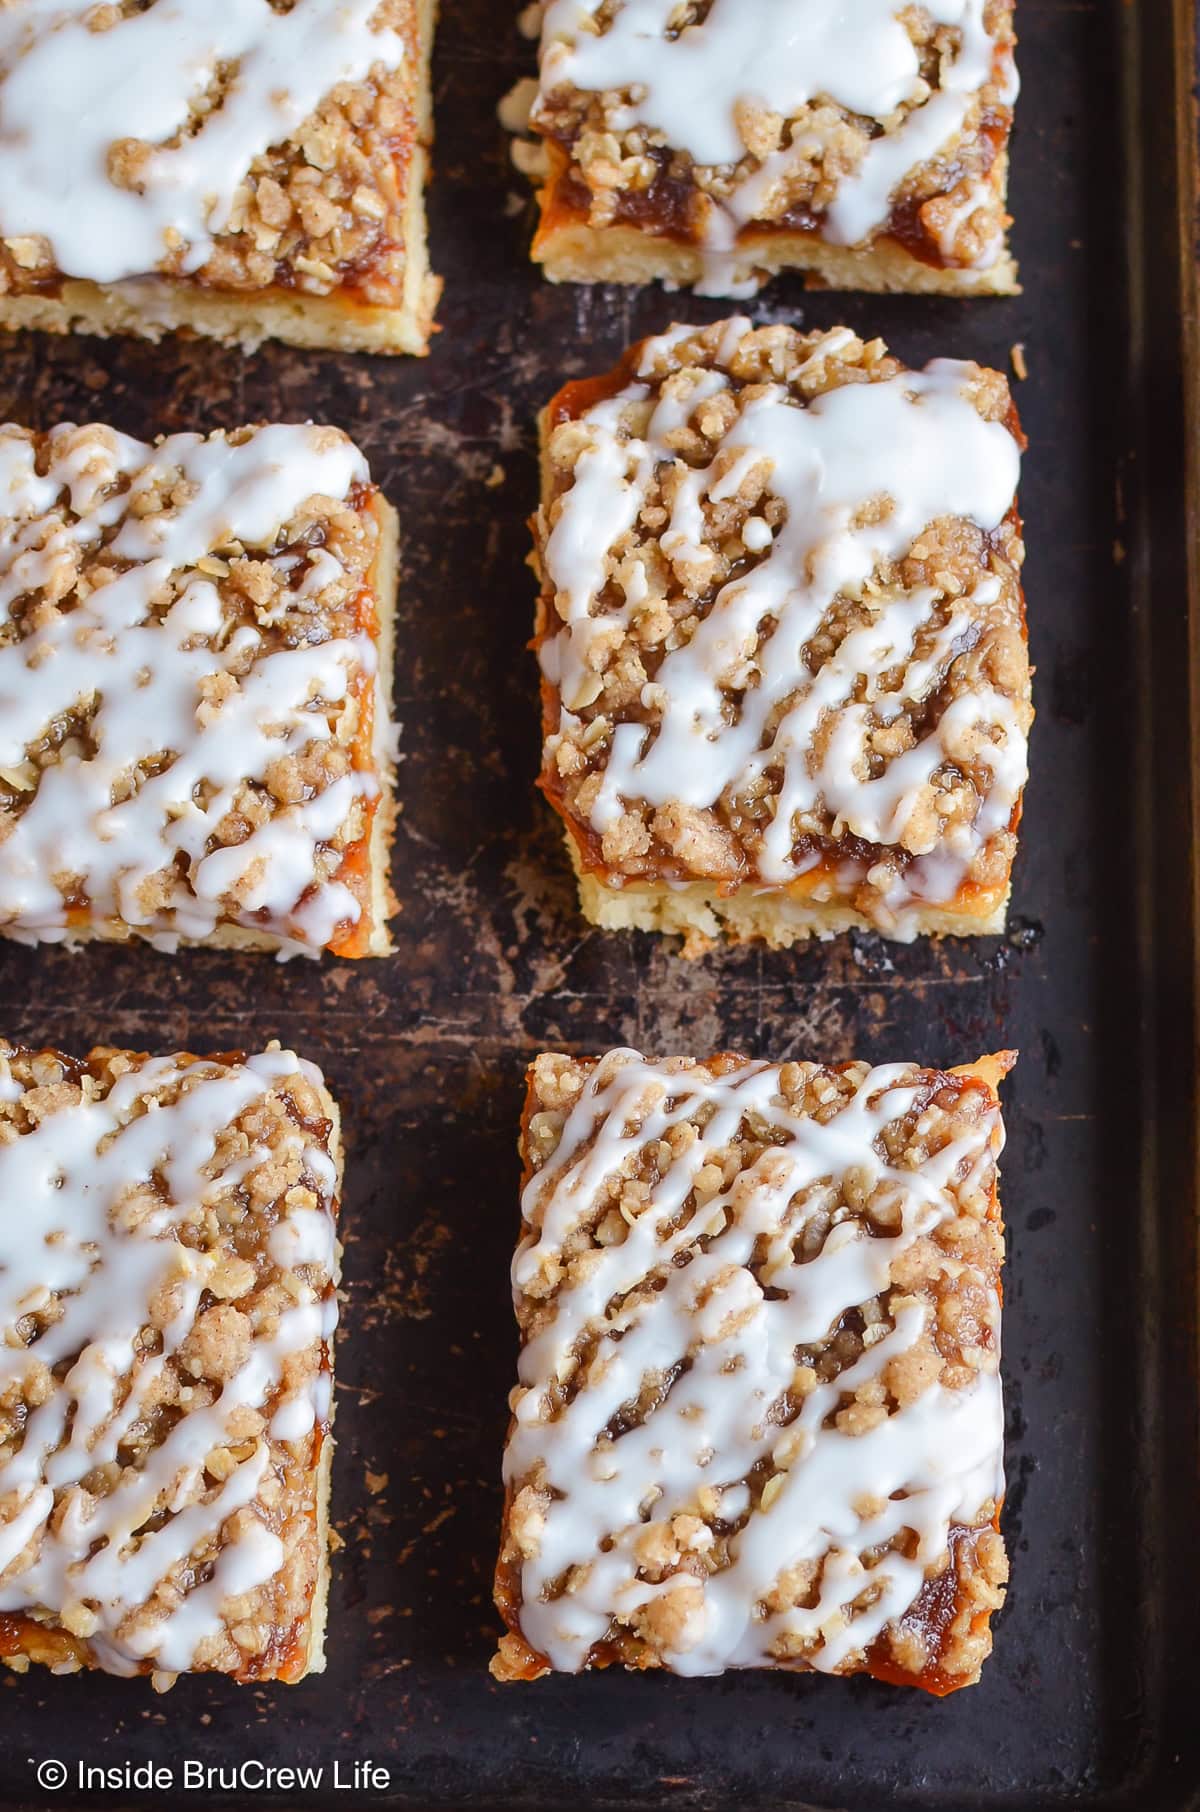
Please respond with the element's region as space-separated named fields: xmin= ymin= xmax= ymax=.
xmin=0 ymin=0 xmax=1198 ymax=1806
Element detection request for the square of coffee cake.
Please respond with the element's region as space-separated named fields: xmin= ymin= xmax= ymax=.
xmin=534 ymin=319 xmax=1031 ymax=949
xmin=523 ymin=0 xmax=1018 ymax=296
xmin=494 ymin=1047 xmax=1011 ymax=1691
xmin=0 ymin=420 xmax=398 ymax=958
xmin=0 ymin=1039 xmax=341 ymax=1686
xmin=0 ymin=0 xmax=439 ymax=354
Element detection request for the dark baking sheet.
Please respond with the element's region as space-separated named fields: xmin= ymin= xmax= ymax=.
xmin=1 ymin=0 xmax=1198 ymax=1805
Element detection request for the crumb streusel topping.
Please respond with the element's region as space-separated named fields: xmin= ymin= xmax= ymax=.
xmin=498 ymin=1048 xmax=1008 ymax=1683
xmin=0 ymin=1041 xmax=339 ymax=1683
xmin=0 ymin=421 xmax=387 ymax=955
xmin=0 ymin=0 xmax=418 ymax=301
xmin=537 ymin=319 xmax=1030 ymax=936
xmin=531 ymin=0 xmax=1017 ymax=292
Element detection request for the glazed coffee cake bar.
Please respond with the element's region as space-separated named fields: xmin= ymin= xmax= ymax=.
xmin=0 ymin=0 xmax=439 ymax=355
xmin=494 ymin=1047 xmax=1011 ymax=1691
xmin=534 ymin=318 xmax=1031 ymax=950
xmin=524 ymin=0 xmax=1019 ymax=296
xmin=0 ymin=1039 xmax=341 ymax=1686
xmin=0 ymin=420 xmax=399 ymax=959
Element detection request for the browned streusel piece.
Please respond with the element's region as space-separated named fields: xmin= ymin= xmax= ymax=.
xmin=494 ymin=1048 xmax=1010 ymax=1690
xmin=0 ymin=1039 xmax=342 ymax=1685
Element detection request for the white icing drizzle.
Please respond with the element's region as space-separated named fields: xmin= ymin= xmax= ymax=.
xmin=0 ymin=0 xmax=405 ymax=284
xmin=535 ymin=0 xmax=1013 ymax=291
xmin=507 ymin=1051 xmax=1004 ymax=1676
xmin=0 ymin=422 xmax=382 ymax=954
xmin=0 ymin=1047 xmax=339 ymax=1677
xmin=541 ymin=326 xmax=1026 ymax=906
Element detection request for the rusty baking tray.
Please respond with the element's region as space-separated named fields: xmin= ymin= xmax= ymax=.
xmin=1 ymin=0 xmax=1198 ymax=1805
